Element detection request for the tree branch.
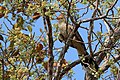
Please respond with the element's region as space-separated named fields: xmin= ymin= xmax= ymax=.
xmin=100 ymin=53 xmax=120 ymax=72
xmin=88 ymin=6 xmax=97 ymax=57
xmin=97 ymin=27 xmax=120 ymax=65
xmin=45 ymin=15 xmax=54 ymax=80
xmin=79 ymin=14 xmax=107 ymax=23
xmin=59 ymin=59 xmax=81 ymax=79
xmin=54 ymin=21 xmax=80 ymax=80
xmin=88 ymin=0 xmax=117 ymax=32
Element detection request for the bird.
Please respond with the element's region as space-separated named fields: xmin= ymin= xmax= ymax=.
xmin=57 ymin=13 xmax=98 ymax=71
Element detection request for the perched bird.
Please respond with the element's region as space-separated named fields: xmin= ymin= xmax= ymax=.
xmin=57 ymin=14 xmax=98 ymax=71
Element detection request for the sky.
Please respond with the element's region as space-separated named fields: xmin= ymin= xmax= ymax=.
xmin=0 ymin=0 xmax=120 ymax=80
xmin=32 ymin=10 xmax=89 ymax=80
xmin=27 ymin=1 xmax=120 ymax=80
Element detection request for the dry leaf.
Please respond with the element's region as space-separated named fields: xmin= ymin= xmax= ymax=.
xmin=32 ymin=12 xmax=40 ymax=20
xmin=43 ymin=62 xmax=48 ymax=70
xmin=35 ymin=43 xmax=43 ymax=52
xmin=53 ymin=62 xmax=58 ymax=67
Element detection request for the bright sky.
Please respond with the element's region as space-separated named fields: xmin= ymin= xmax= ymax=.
xmin=33 ymin=1 xmax=120 ymax=79
xmin=0 ymin=0 xmax=120 ymax=80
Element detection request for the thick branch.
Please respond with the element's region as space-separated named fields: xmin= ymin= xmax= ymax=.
xmin=97 ymin=27 xmax=120 ymax=65
xmin=46 ymin=15 xmax=54 ymax=80
xmin=100 ymin=54 xmax=120 ymax=72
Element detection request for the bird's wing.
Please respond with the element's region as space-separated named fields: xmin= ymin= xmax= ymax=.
xmin=58 ymin=23 xmax=98 ymax=71
xmin=71 ymin=30 xmax=88 ymax=55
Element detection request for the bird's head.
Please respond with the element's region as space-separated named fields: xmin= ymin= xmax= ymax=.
xmin=56 ymin=13 xmax=66 ymax=23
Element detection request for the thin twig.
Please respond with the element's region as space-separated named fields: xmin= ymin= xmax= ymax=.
xmin=55 ymin=0 xmax=73 ymax=79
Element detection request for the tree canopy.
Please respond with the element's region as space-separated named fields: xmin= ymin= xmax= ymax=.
xmin=0 ymin=0 xmax=120 ymax=80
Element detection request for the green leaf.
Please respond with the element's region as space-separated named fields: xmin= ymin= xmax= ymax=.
xmin=27 ymin=25 xmax=32 ymax=32
xmin=97 ymin=31 xmax=102 ymax=36
xmin=0 ymin=35 xmax=4 ymax=41
xmin=82 ymin=0 xmax=88 ymax=4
